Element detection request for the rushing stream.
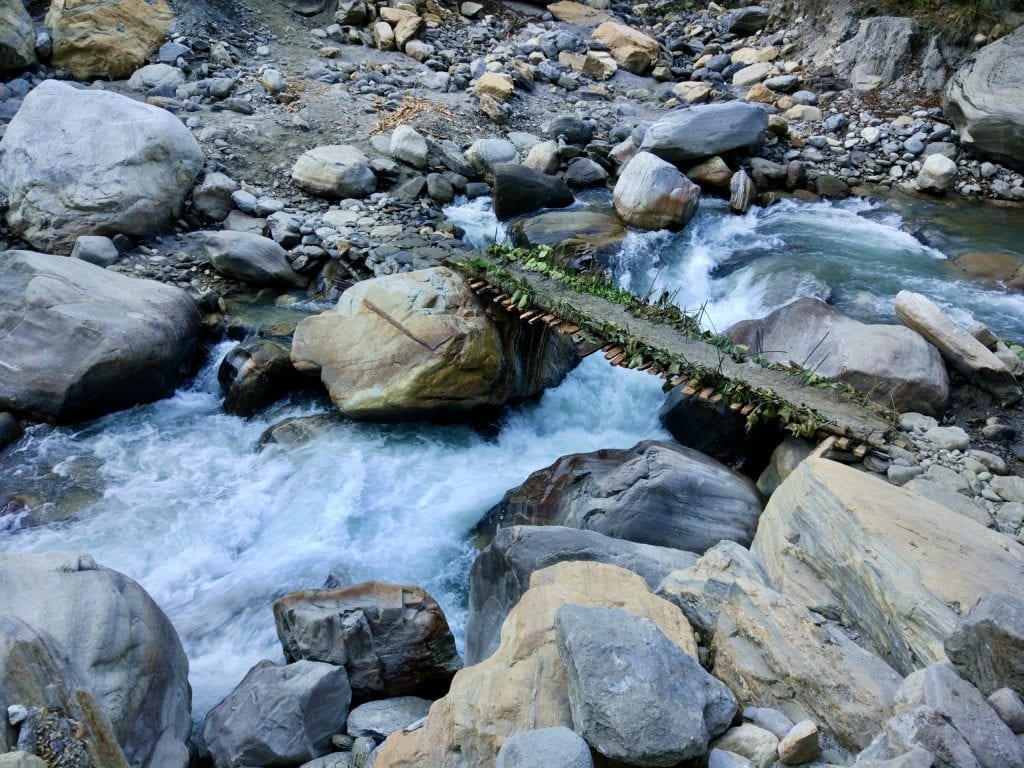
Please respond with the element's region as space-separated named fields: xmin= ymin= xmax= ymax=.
xmin=2 ymin=192 xmax=1023 ymax=721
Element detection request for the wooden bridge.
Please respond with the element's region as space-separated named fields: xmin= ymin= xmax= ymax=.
xmin=458 ymin=259 xmax=897 ymax=461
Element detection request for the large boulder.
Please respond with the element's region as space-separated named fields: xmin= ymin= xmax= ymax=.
xmin=200 ymin=660 xmax=352 ymax=768
xmin=290 ymin=267 xmax=578 ymax=420
xmin=474 ymin=440 xmax=763 ymax=554
xmin=46 ymin=0 xmax=173 ymax=78
xmin=219 ymin=339 xmax=298 ymax=418
xmin=727 ymin=297 xmax=950 ymax=415
xmin=660 ymin=546 xmax=903 ymax=750
xmin=465 ymin=525 xmax=699 ymax=665
xmin=273 ymin=581 xmax=461 ymax=700
xmin=492 ymin=164 xmax=574 ymax=220
xmin=0 ymin=81 xmax=204 ymax=254
xmin=751 ymin=459 xmax=1024 ymax=676
xmin=0 ymin=553 xmax=191 ymax=768
xmin=555 ymin=604 xmax=736 ymax=764
xmin=507 ymin=206 xmax=626 ymax=260
xmin=944 ymin=593 xmax=1024 ymax=696
xmin=639 ymin=102 xmax=768 ymax=166
xmin=0 ymin=0 xmax=35 ymax=72
xmin=944 ymin=27 xmax=1024 ymax=172
xmin=373 ymin=562 xmax=698 ymax=768
xmin=204 ymin=231 xmax=308 ymax=288
xmin=591 ymin=21 xmax=659 ymax=74
xmin=0 ymin=251 xmax=200 ymax=423
xmin=840 ymin=16 xmax=919 ymax=92
xmin=291 ymin=145 xmax=377 ymax=199
xmin=613 ymin=151 xmax=701 ymax=231
xmin=894 ymin=290 xmax=1021 ymax=405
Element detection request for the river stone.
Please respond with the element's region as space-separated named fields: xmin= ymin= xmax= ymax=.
xmin=0 ymin=553 xmax=191 ymax=768
xmin=944 ymin=27 xmax=1024 ymax=172
xmin=751 ymin=459 xmax=1024 ymax=676
xmin=613 ymin=151 xmax=701 ymax=231
xmin=711 ymin=724 xmax=778 ymax=768
xmin=201 ymin=659 xmax=351 ymax=768
xmin=727 ymin=297 xmax=950 ymax=415
xmin=192 ymin=172 xmax=241 ymax=221
xmin=346 ymin=697 xmax=432 ymax=741
xmin=840 ymin=16 xmax=919 ymax=92
xmin=492 ymin=163 xmax=573 ymax=219
xmin=563 ymin=157 xmax=607 ymax=188
xmin=895 ymin=290 xmax=1022 ymax=405
xmin=639 ymin=102 xmax=768 ymax=166
xmin=591 ymin=21 xmax=659 ymax=74
xmin=219 ymin=339 xmax=297 ymax=417
xmin=507 ymin=206 xmax=626 ymax=259
xmin=0 ymin=81 xmax=204 ymax=254
xmin=730 ymin=169 xmax=755 ymax=213
xmin=70 ymin=234 xmax=119 ymax=267
xmin=896 ymin=662 xmax=1024 ymax=768
xmin=0 ymin=754 xmax=48 ymax=768
xmin=0 ymin=251 xmax=200 ymax=423
xmin=465 ymin=524 xmax=698 ymax=665
xmin=204 ymin=231 xmax=307 ymax=288
xmin=916 ymin=154 xmax=957 ymax=194
xmin=390 ymin=125 xmax=429 ymax=169
xmin=660 ymin=554 xmax=901 ymax=750
xmin=291 ymin=267 xmax=577 ymax=419
xmin=687 ymin=156 xmax=734 ymax=192
xmin=45 ymin=0 xmax=173 ymax=78
xmin=944 ymin=593 xmax=1024 ymax=696
xmin=291 ymin=145 xmax=377 ymax=199
xmin=126 ymin=62 xmax=184 ymax=91
xmin=523 ymin=140 xmax=560 ymax=174
xmin=465 ymin=138 xmax=519 ymax=177
xmin=0 ymin=0 xmax=36 ymax=72
xmin=555 ymin=604 xmax=736 ymax=764
xmin=373 ymin=562 xmax=698 ymax=768
xmin=0 ymin=617 xmax=129 ymax=767
xmin=496 ymin=727 xmax=593 ymax=768
xmin=474 ymin=440 xmax=762 ymax=554
xmin=273 ymin=581 xmax=460 ymax=700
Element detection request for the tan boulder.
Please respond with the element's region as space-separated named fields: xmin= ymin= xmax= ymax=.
xmin=686 ymin=156 xmax=733 ymax=192
xmin=732 ymin=46 xmax=778 ymax=64
xmin=751 ymin=459 xmax=1024 ymax=676
xmin=46 ymin=0 xmax=173 ymax=78
xmin=613 ymin=151 xmax=701 ymax=231
xmin=473 ymin=71 xmax=514 ymax=102
xmin=393 ymin=14 xmax=422 ymax=49
xmin=581 ymin=50 xmax=617 ymax=80
xmin=592 ymin=21 xmax=660 ymax=74
xmin=373 ymin=20 xmax=395 ymax=50
xmin=547 ymin=0 xmax=610 ymax=25
xmin=373 ymin=561 xmax=697 ymax=768
xmin=746 ymin=82 xmax=776 ymax=104
xmin=951 ymin=251 xmax=1024 ymax=289
xmin=672 ymin=80 xmax=712 ymax=104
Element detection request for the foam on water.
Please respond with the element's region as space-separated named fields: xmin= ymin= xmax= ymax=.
xmin=444 ymin=196 xmax=505 ymax=248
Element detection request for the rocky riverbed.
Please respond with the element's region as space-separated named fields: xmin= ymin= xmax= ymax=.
xmin=0 ymin=0 xmax=1023 ymax=765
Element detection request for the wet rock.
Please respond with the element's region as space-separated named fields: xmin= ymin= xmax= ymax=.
xmin=492 ymin=163 xmax=573 ymax=219
xmin=687 ymin=156 xmax=733 ymax=192
xmin=291 ymin=145 xmax=377 ymax=199
xmin=563 ymin=157 xmax=607 ymax=188
xmin=591 ymin=21 xmax=659 ymax=75
xmin=496 ymin=727 xmax=593 ymax=768
xmin=730 ymin=169 xmax=755 ymax=213
xmin=0 ymin=251 xmax=200 ymax=423
xmin=465 ymin=524 xmax=698 ymax=665
xmin=613 ymin=151 xmax=701 ymax=231
xmin=200 ymin=660 xmax=351 ymax=768
xmin=0 ymin=0 xmax=36 ymax=72
xmin=546 ymin=116 xmax=594 ymax=146
xmin=840 ymin=16 xmax=919 ymax=92
xmin=0 ymin=81 xmax=203 ymax=254
xmin=346 ymin=697 xmax=432 ymax=741
xmin=219 ymin=339 xmax=297 ymax=417
xmin=508 ymin=206 xmax=625 ymax=258
xmin=988 ymin=688 xmax=1024 ymax=733
xmin=712 ymin=724 xmax=778 ymax=768
xmin=273 ymin=580 xmax=461 ymax=700
xmin=944 ymin=592 xmax=1024 ymax=696
xmin=204 ymin=231 xmax=308 ymax=289
xmin=0 ymin=412 xmax=21 ymax=451
xmin=640 ymin=102 xmax=768 ymax=166
xmin=127 ymin=62 xmax=184 ymax=91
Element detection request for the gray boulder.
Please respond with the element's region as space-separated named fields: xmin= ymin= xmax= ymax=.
xmin=0 ymin=251 xmax=200 ymax=423
xmin=917 ymin=154 xmax=957 ymax=194
xmin=944 ymin=592 xmax=1024 ymax=696
xmin=988 ymin=688 xmax=1024 ymax=733
xmin=474 ymin=440 xmax=763 ymax=555
xmin=346 ymin=697 xmax=432 ymax=741
xmin=722 ymin=6 xmax=769 ymax=35
xmin=204 ymin=231 xmax=307 ymax=288
xmin=200 ymin=660 xmax=352 ymax=768
xmin=554 ymin=604 xmax=736 ymax=765
xmin=0 ymin=553 xmax=191 ymax=768
xmin=465 ymin=138 xmax=519 ymax=177
xmin=639 ymin=102 xmax=768 ymax=166
xmin=492 ymin=163 xmax=574 ymax=220
xmin=0 ymin=80 xmax=203 ymax=254
xmin=192 ymin=172 xmax=240 ymax=221
xmin=0 ymin=0 xmax=36 ymax=72
xmin=389 ymin=125 xmax=429 ymax=169
xmin=496 ymin=727 xmax=594 ymax=768
xmin=613 ymin=151 xmax=701 ymax=231
xmin=944 ymin=27 xmax=1024 ymax=172
xmin=840 ymin=17 xmax=920 ymax=92
xmin=465 ymin=525 xmax=698 ymax=665
xmin=291 ymin=145 xmax=377 ymax=199
xmin=126 ymin=62 xmax=184 ymax=91
xmin=728 ymin=297 xmax=950 ymax=415
xmin=70 ymin=234 xmax=120 ymax=267
xmin=857 ymin=705 xmax=980 ymax=768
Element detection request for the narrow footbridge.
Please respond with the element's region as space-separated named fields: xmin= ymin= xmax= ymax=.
xmin=455 ymin=256 xmax=896 ymax=459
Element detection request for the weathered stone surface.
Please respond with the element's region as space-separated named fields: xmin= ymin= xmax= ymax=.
xmin=219 ymin=339 xmax=297 ymax=417
xmin=373 ymin=562 xmax=697 ymax=768
xmin=204 ymin=231 xmax=307 ymax=288
xmin=192 ymin=172 xmax=240 ymax=221
xmin=291 ymin=145 xmax=377 ymax=199
xmin=0 ymin=251 xmax=200 ymax=423
xmin=555 ymin=604 xmax=736 ymax=764
xmin=673 ymin=80 xmax=712 ymax=104
xmin=495 ymin=727 xmax=593 ymax=768
xmin=778 ymin=721 xmax=821 ymax=765
xmin=591 ymin=21 xmax=659 ymax=74
xmin=712 ymin=724 xmax=778 ymax=768
xmin=390 ymin=125 xmax=429 ymax=169
xmin=944 ymin=27 xmax=1024 ymax=172
xmin=46 ymin=0 xmax=173 ymax=78
xmin=0 ymin=553 xmax=191 ymax=768
xmin=944 ymin=592 xmax=1024 ymax=696
xmin=728 ymin=297 xmax=950 ymax=415
xmin=70 ymin=234 xmax=119 ymax=267
xmin=475 ymin=440 xmax=762 ymax=554
xmin=729 ymin=169 xmax=755 ymax=214
xmin=840 ymin=16 xmax=919 ymax=92
xmin=465 ymin=138 xmax=518 ymax=177
xmin=0 ymin=81 xmax=203 ymax=254
xmin=465 ymin=524 xmax=698 ymax=665
xmin=0 ymin=0 xmax=36 ymax=72
xmin=751 ymin=459 xmax=1024 ymax=676
xmin=916 ymin=154 xmax=957 ymax=194
xmin=507 ymin=207 xmax=625 ymax=258
xmin=756 ymin=438 xmax=813 ymax=497
xmin=660 ymin=549 xmax=901 ymax=750
xmin=0 ymin=753 xmax=48 ymax=768
xmin=640 ymin=102 xmax=768 ymax=166
xmin=895 ymin=290 xmax=1021 ymax=405
xmin=273 ymin=581 xmax=460 ymax=700
xmin=200 ymin=660 xmax=351 ymax=768
xmin=613 ymin=151 xmax=701 ymax=230
xmin=492 ymin=164 xmax=574 ymax=220
xmin=686 ymin=156 xmax=733 ymax=192
xmin=346 ymin=697 xmax=431 ymax=741
xmin=290 ymin=267 xmax=577 ymax=419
